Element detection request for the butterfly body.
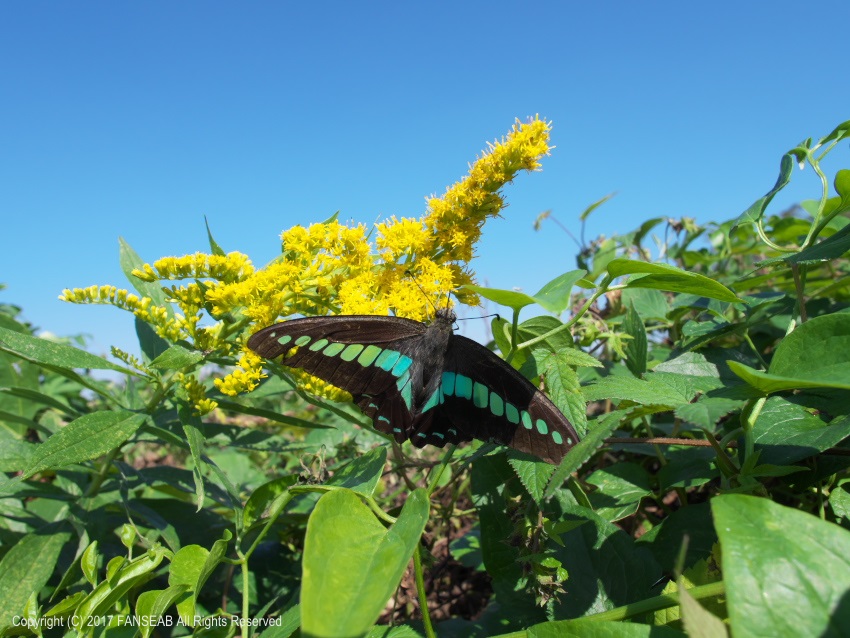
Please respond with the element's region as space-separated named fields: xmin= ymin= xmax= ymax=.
xmin=247 ymin=309 xmax=579 ymax=464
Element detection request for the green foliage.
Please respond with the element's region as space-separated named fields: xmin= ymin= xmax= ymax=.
xmin=1 ymin=119 xmax=850 ymax=638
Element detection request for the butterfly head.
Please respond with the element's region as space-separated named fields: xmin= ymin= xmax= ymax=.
xmin=434 ymin=307 xmax=457 ymax=326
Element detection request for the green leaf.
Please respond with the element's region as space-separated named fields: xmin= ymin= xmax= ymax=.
xmin=135 ymin=585 xmax=190 ymax=638
xmin=787 ymin=222 xmax=850 ymax=265
xmin=0 ymin=524 xmax=72 ymax=627
xmin=728 ymin=313 xmax=850 ymax=393
xmin=462 ymin=269 xmax=585 ymax=314
xmin=526 ymin=619 xmax=684 ymax=637
xmin=0 ymin=386 xmax=80 ymax=418
xmin=579 ymin=192 xmax=616 ymax=221
xmin=119 ymin=237 xmax=173 ymax=311
xmin=204 ymin=216 xmax=226 ymax=256
xmin=713 ymin=494 xmax=850 ymax=637
xmin=531 ymin=270 xmax=587 ymax=314
xmin=607 ymin=259 xmax=741 ymax=303
xmin=326 ymin=446 xmax=388 ymax=496
xmin=582 ymin=374 xmax=691 ymax=408
xmin=752 ymin=397 xmax=850 ymax=464
xmin=136 ymin=316 xmax=170 ymax=362
xmin=544 ymin=412 xmax=621 ymax=500
xmin=638 ymin=502 xmax=716 ymax=573
xmin=830 ymin=485 xmax=850 ymax=522
xmin=508 ymin=455 xmax=556 ymax=504
xmin=821 ymin=119 xmax=850 ymax=145
xmin=534 ymin=349 xmax=588 ymax=436
xmin=169 ymin=545 xmax=209 ymax=623
xmin=733 ymin=152 xmax=795 ymax=228
xmin=623 ymin=304 xmax=647 ymax=376
xmin=23 ymin=411 xmax=146 ymax=478
xmin=75 ymin=546 xmax=168 ymax=627
xmin=243 ymin=475 xmax=298 ymax=530
xmin=180 ymin=406 xmax=207 ymax=510
xmin=149 ymin=345 xmax=204 ymax=370
xmin=586 ymin=462 xmax=652 ymax=522
xmin=656 ymin=448 xmax=718 ymax=491
xmin=674 ymin=397 xmax=743 ymax=430
xmin=621 ymin=287 xmax=671 ymax=322
xmin=214 ymin=398 xmax=336 ymax=430
xmin=0 ymin=326 xmax=131 ymax=374
xmin=301 ymin=488 xmax=429 ymax=638
xmin=679 ymin=577 xmax=729 ymax=638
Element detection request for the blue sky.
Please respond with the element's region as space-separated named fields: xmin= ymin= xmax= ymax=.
xmin=2 ymin=1 xmax=848 ymax=357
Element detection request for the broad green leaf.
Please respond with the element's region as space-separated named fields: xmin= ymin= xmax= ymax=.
xmin=0 ymin=524 xmax=72 ymax=627
xmin=830 ymin=485 xmax=850 ymax=522
xmin=544 ymin=412 xmax=621 ymax=500
xmin=657 ymin=447 xmax=720 ymax=492
xmin=728 ymin=313 xmax=850 ymax=392
xmin=149 ymin=345 xmax=204 ymax=370
xmin=136 ymin=316 xmax=170 ymax=362
xmin=623 ymin=304 xmax=647 ymax=376
xmin=135 ymin=586 xmax=190 ymax=638
xmin=169 ymin=544 xmax=209 ymax=623
xmin=119 ymin=237 xmax=173 ymax=311
xmin=713 ymin=494 xmax=850 ymax=637
xmin=821 ymin=119 xmax=850 ymax=145
xmin=751 ymin=397 xmax=850 ymax=464
xmin=526 ymin=619 xmax=683 ymax=638
xmin=621 ymin=287 xmax=670 ymax=322
xmin=582 ymin=374 xmax=691 ymax=408
xmin=0 ymin=437 xmax=36 ymax=471
xmin=463 ymin=284 xmax=539 ymax=312
xmin=654 ymin=352 xmax=721 ymax=378
xmin=674 ymin=397 xmax=743 ymax=430
xmin=23 ymin=411 xmax=147 ymax=478
xmin=180 ymin=406 xmax=207 ymax=510
xmin=365 ymin=625 xmax=424 ymax=638
xmin=533 ymin=348 xmax=587 ymax=436
xmin=679 ymin=577 xmax=729 ymax=638
xmin=463 ymin=269 xmax=585 ymax=314
xmin=243 ymin=475 xmax=298 ymax=529
xmin=586 ymin=462 xmax=652 ymax=522
xmin=301 ymin=488 xmax=429 ymax=638
xmin=546 ymin=503 xmax=663 ymax=619
xmin=508 ymin=455 xmax=556 ymax=504
xmin=607 ymin=259 xmax=741 ymax=303
xmin=531 ymin=270 xmax=587 ymax=314
xmin=787 ymin=219 xmax=850 ymax=264
xmin=733 ymin=152 xmax=795 ymax=228
xmin=194 ymin=531 xmax=231 ymax=608
xmin=638 ymin=502 xmax=716 ymax=573
xmin=326 ymin=446 xmax=388 ymax=496
xmin=0 ymin=326 xmax=131 ymax=374
xmin=259 ymin=603 xmax=301 ymax=638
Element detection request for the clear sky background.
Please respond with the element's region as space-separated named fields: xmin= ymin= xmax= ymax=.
xmin=2 ymin=1 xmax=848 ymax=358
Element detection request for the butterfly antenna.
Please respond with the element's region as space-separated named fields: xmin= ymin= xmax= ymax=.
xmin=404 ymin=269 xmax=444 ymax=317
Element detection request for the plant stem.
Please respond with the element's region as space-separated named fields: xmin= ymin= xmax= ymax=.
xmin=413 ymin=543 xmax=435 ymax=638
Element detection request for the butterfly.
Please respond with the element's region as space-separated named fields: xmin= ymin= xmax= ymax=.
xmin=247 ymin=308 xmax=579 ymax=464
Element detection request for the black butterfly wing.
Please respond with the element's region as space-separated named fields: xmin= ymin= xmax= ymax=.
xmin=408 ymin=334 xmax=579 ymax=465
xmin=247 ymin=316 xmax=427 ymax=439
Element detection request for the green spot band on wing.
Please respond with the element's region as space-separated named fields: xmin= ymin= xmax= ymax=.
xmin=277 ymin=335 xmax=292 ymax=346
xmin=442 ymin=371 xmax=456 ymax=396
xmin=535 ymin=419 xmax=548 ymax=435
xmin=376 ymin=349 xmax=401 ymax=371
xmin=454 ymin=374 xmax=473 ymax=400
xmin=357 ymin=345 xmax=383 ymax=366
xmin=391 ymin=355 xmax=413 ymax=377
xmin=323 ymin=342 xmax=346 ymax=356
xmin=521 ymin=411 xmax=533 ymax=430
xmin=552 ymin=431 xmax=563 ymax=445
xmin=340 ymin=344 xmax=364 ymax=362
xmin=396 ymin=372 xmax=413 ymax=409
xmin=489 ymin=392 xmax=504 ymax=417
xmin=309 ymin=338 xmax=329 ymax=351
xmin=505 ymin=403 xmax=519 ymax=424
xmin=473 ymin=382 xmax=488 ymax=409
xmin=295 ymin=335 xmax=311 ymax=347
xmin=422 ymin=388 xmax=442 ymax=413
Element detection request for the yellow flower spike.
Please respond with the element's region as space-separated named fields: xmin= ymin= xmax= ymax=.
xmin=214 ymin=350 xmax=267 ymax=396
xmin=288 ymin=367 xmax=352 ymax=403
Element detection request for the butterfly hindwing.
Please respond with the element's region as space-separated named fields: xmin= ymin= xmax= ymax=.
xmin=409 ymin=334 xmax=579 ymax=465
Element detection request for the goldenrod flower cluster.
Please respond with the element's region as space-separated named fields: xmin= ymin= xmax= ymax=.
xmin=60 ymin=117 xmax=552 ymax=412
